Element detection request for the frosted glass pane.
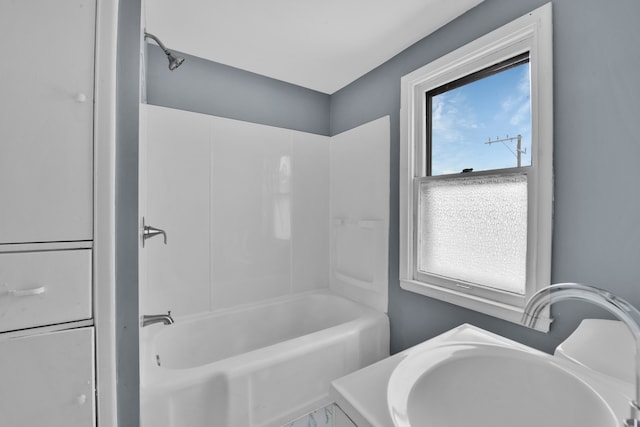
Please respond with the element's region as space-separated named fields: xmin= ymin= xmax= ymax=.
xmin=417 ymin=173 xmax=527 ymax=294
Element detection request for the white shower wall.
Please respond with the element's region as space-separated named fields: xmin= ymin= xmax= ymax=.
xmin=330 ymin=117 xmax=390 ymax=313
xmin=140 ymin=105 xmax=330 ymax=316
xmin=140 ymin=105 xmax=389 ymax=317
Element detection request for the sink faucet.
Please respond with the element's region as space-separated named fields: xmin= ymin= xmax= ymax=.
xmin=141 ymin=311 xmax=174 ymax=327
xmin=522 ymin=283 xmax=640 ymax=427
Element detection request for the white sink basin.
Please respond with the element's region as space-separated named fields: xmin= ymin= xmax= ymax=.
xmin=388 ymin=343 xmax=619 ymax=427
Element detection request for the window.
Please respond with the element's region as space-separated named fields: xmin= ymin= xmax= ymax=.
xmin=428 ymin=53 xmax=531 ymax=175
xmin=399 ymin=3 xmax=553 ymax=330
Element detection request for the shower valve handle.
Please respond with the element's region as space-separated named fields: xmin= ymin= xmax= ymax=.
xmin=142 ymin=217 xmax=167 ymax=247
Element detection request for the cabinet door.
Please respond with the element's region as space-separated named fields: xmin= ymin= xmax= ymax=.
xmin=0 ymin=0 xmax=95 ymax=244
xmin=0 ymin=327 xmax=95 ymax=427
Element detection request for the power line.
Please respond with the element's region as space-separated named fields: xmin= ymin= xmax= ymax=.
xmin=485 ymin=134 xmax=526 ymax=167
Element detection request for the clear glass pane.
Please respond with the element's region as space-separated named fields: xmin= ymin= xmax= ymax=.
xmin=417 ymin=173 xmax=527 ymax=294
xmin=431 ymin=61 xmax=531 ymax=175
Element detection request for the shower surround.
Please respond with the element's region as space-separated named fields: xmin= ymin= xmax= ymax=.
xmin=139 ymin=105 xmax=390 ymax=426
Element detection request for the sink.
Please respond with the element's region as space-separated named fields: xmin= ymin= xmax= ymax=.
xmin=387 ymin=343 xmax=619 ymax=427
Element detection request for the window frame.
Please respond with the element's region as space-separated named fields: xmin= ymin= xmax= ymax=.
xmin=399 ymin=3 xmax=553 ymax=331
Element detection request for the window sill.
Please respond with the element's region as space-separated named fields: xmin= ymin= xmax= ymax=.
xmin=400 ymin=279 xmax=551 ymax=332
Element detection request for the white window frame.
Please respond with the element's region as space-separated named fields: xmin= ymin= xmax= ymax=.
xmin=399 ymin=3 xmax=553 ymax=331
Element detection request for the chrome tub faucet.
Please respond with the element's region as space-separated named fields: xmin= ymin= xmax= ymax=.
xmin=142 ymin=311 xmax=174 ymax=327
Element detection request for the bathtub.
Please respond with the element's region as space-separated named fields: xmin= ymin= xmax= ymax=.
xmin=140 ymin=290 xmax=389 ymax=427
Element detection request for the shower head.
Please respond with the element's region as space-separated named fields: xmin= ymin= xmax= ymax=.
xmin=166 ymin=52 xmax=185 ymax=71
xmin=144 ymin=31 xmax=185 ymax=71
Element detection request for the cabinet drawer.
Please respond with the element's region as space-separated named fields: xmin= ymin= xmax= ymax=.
xmin=0 ymin=249 xmax=92 ymax=332
xmin=0 ymin=327 xmax=95 ymax=427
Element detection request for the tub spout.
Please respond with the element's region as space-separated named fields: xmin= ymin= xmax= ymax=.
xmin=522 ymin=283 xmax=640 ymax=426
xmin=142 ymin=311 xmax=174 ymax=327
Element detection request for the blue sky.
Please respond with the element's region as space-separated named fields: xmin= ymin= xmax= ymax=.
xmin=431 ymin=63 xmax=531 ymax=175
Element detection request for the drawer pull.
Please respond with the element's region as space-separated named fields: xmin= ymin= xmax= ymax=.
xmin=8 ymin=286 xmax=46 ymax=297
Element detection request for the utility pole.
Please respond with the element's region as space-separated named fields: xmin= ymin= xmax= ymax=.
xmin=485 ymin=134 xmax=525 ymax=167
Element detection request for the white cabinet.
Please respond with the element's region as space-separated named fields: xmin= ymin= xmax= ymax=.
xmin=0 ymin=1 xmax=99 ymax=424
xmin=0 ymin=327 xmax=95 ymax=427
xmin=0 ymin=0 xmax=95 ymax=244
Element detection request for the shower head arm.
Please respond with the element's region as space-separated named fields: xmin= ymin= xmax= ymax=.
xmin=143 ymin=31 xmax=185 ymax=71
xmin=144 ymin=32 xmax=171 ymax=56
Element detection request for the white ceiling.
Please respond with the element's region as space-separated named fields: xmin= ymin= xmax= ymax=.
xmin=144 ymin=0 xmax=484 ymax=94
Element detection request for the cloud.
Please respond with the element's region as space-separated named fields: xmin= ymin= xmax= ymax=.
xmin=499 ymin=65 xmax=531 ymax=127
xmin=432 ymin=91 xmax=480 ymax=143
xmin=431 ymin=90 xmax=483 ymax=175
xmin=510 ymin=100 xmax=530 ymax=126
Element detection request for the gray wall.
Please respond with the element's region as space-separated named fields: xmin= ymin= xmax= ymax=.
xmin=116 ymin=0 xmax=141 ymax=425
xmin=330 ymin=0 xmax=640 ymax=354
xmin=146 ymin=46 xmax=331 ymax=136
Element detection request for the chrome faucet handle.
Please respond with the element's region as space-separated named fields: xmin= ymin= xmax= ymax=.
xmin=625 ymin=401 xmax=640 ymax=427
xmin=624 ymin=417 xmax=640 ymax=427
xmin=142 ymin=217 xmax=167 ymax=247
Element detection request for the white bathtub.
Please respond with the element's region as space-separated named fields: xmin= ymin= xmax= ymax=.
xmin=140 ymin=291 xmax=389 ymax=427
